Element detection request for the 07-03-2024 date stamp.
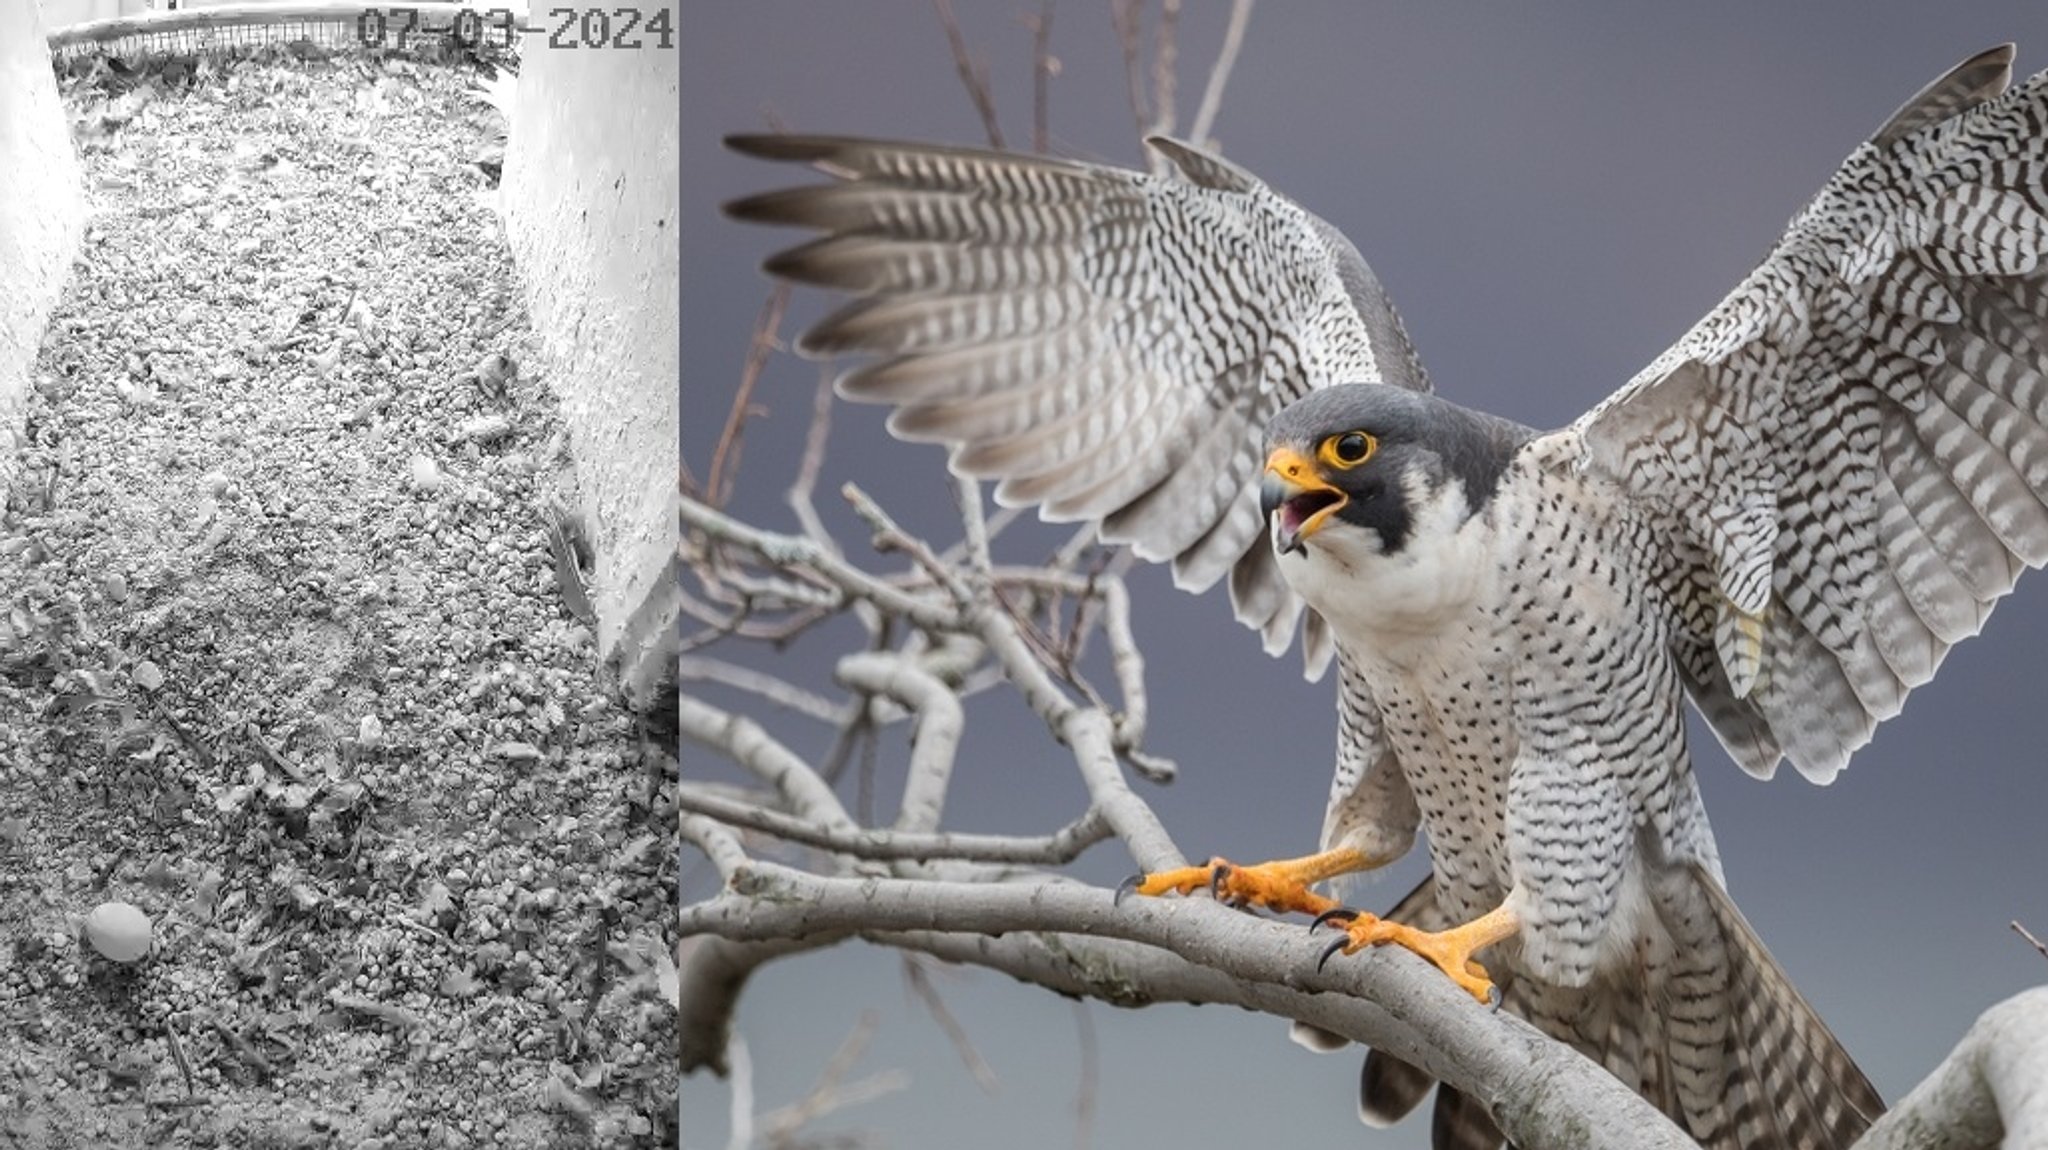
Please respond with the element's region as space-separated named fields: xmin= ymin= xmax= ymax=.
xmin=355 ymin=6 xmax=677 ymax=52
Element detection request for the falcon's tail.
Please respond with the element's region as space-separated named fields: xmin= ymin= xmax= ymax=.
xmin=1296 ymin=865 xmax=1884 ymax=1150
xmin=1654 ymin=860 xmax=1887 ymax=1149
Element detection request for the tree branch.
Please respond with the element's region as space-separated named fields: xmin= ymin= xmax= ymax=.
xmin=681 ymin=862 xmax=1698 ymax=1150
xmin=1854 ymin=986 xmax=2048 ymax=1150
xmin=679 ymin=785 xmax=1112 ymax=866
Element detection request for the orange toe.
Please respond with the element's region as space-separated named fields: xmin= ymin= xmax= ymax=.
xmin=1118 ymin=850 xmax=1372 ymax=918
xmin=1315 ymin=905 xmax=1519 ymax=1005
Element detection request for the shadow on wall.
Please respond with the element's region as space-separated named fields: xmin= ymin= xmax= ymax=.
xmin=500 ymin=1 xmax=679 ymax=709
xmin=0 ymin=3 xmax=87 ymax=497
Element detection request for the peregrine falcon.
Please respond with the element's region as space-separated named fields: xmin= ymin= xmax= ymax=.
xmin=724 ymin=44 xmax=2043 ymax=1149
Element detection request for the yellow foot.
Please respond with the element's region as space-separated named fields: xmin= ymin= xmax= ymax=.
xmin=1311 ymin=905 xmax=1519 ymax=1005
xmin=1114 ymin=848 xmax=1373 ymax=918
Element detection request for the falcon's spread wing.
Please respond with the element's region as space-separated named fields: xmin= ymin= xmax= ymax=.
xmin=723 ymin=134 xmax=1431 ymax=677
xmin=1571 ymin=45 xmax=2048 ymax=783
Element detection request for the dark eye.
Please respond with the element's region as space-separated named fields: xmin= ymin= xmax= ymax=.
xmin=1324 ymin=431 xmax=1376 ymax=467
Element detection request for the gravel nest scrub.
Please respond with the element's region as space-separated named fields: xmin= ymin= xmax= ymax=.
xmin=0 ymin=46 xmax=678 ymax=1149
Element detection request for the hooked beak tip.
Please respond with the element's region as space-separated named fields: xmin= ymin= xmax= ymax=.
xmin=1261 ymin=472 xmax=1306 ymax=555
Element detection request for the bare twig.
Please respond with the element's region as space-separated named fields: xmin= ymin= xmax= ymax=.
xmin=723 ymin=1030 xmax=753 ymax=1150
xmin=856 ymin=724 xmax=878 ymax=826
xmin=678 ymin=655 xmax=849 ymax=724
xmin=757 ymin=1012 xmax=910 ymax=1143
xmin=165 ymin=1019 xmax=196 ymax=1099
xmin=1072 ymin=1000 xmax=1098 ymax=1150
xmin=679 ymin=695 xmax=858 ymax=834
xmin=953 ymin=476 xmax=993 ymax=584
xmin=932 ymin=0 xmax=1005 ymax=148
xmin=706 ymin=286 xmax=791 ymax=509
xmin=844 ymin=482 xmax=975 ymax=607
xmin=681 ymin=493 xmax=961 ymax=632
xmin=1110 ymin=0 xmax=1148 ymax=152
xmin=680 ymin=783 xmax=1112 ymax=865
xmin=788 ymin=366 xmax=839 ymax=550
xmin=2013 ymin=919 xmax=2048 ymax=963
xmin=1028 ymin=0 xmax=1057 ymax=153
xmin=1147 ymin=0 xmax=1179 ymax=138
xmin=836 ymin=651 xmax=963 ymax=832
xmin=903 ymin=955 xmax=1000 ymax=1095
xmin=1186 ymin=0 xmax=1254 ymax=149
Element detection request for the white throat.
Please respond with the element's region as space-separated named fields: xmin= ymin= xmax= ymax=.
xmin=1275 ymin=475 xmax=1496 ymax=661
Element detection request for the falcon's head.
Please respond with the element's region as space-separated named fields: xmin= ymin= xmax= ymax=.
xmin=1258 ymin=385 xmax=1531 ymax=621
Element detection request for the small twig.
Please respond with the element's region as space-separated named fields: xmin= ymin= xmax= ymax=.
xmin=932 ymin=0 xmax=1005 ymax=149
xmin=249 ymin=730 xmax=309 ymax=784
xmin=2012 ymin=919 xmax=2048 ymax=963
xmin=788 ymin=365 xmax=839 ymax=550
xmin=837 ymin=651 xmax=963 ymax=832
xmin=1109 ymin=0 xmax=1149 ymax=156
xmin=953 ymin=475 xmax=994 ymax=583
xmin=165 ymin=1019 xmax=196 ymax=1099
xmin=681 ymin=783 xmax=1112 ymax=864
xmin=386 ymin=913 xmax=460 ymax=950
xmin=681 ymin=493 xmax=961 ymax=632
xmin=934 ymin=504 xmax=1026 ymax=567
xmin=148 ymin=696 xmax=215 ymax=769
xmin=723 ymin=1031 xmax=753 ymax=1150
xmin=843 ymin=483 xmax=974 ymax=607
xmin=1148 ymin=0 xmax=1180 ymax=139
xmin=818 ymin=701 xmax=877 ymax=787
xmin=340 ymin=387 xmax=398 ymax=429
xmin=856 ymin=729 xmax=878 ymax=827
xmin=903 ymin=954 xmax=1001 ymax=1095
xmin=758 ymin=1012 xmax=909 ymax=1139
xmin=1187 ymin=0 xmax=1254 ymax=149
xmin=1028 ymin=0 xmax=1057 ymax=153
xmin=679 ymin=695 xmax=859 ymax=833
xmin=1072 ymin=1000 xmax=1098 ymax=1150
xmin=706 ymin=285 xmax=790 ymax=510
xmin=213 ymin=1021 xmax=273 ymax=1080
xmin=677 ymin=655 xmax=850 ymax=724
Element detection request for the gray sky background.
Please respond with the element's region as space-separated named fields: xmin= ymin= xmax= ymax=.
xmin=683 ymin=5 xmax=2048 ymax=1146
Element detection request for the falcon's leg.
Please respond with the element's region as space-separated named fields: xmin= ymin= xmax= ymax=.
xmin=1114 ymin=847 xmax=1378 ymax=917
xmin=1313 ymin=904 xmax=1520 ymax=1004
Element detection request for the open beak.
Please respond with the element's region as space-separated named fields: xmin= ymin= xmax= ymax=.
xmin=1260 ymin=447 xmax=1348 ymax=556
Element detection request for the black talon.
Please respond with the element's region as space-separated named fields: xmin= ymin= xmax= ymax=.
xmin=1113 ymin=874 xmax=1144 ymax=907
xmin=1316 ymin=936 xmax=1351 ymax=973
xmin=1486 ymin=984 xmax=1503 ymax=1012
xmin=1207 ymin=863 xmax=1231 ymax=899
xmin=1309 ymin=908 xmax=1358 ymax=934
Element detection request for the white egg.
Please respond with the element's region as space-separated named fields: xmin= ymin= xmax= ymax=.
xmin=84 ymin=901 xmax=152 ymax=963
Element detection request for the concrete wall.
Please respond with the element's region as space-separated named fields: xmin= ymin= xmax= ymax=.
xmin=502 ymin=9 xmax=678 ymax=707
xmin=1 ymin=3 xmax=88 ymax=497
xmin=38 ymin=0 xmax=145 ymax=27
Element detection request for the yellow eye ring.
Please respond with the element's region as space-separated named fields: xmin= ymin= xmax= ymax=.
xmin=1318 ymin=431 xmax=1376 ymax=469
